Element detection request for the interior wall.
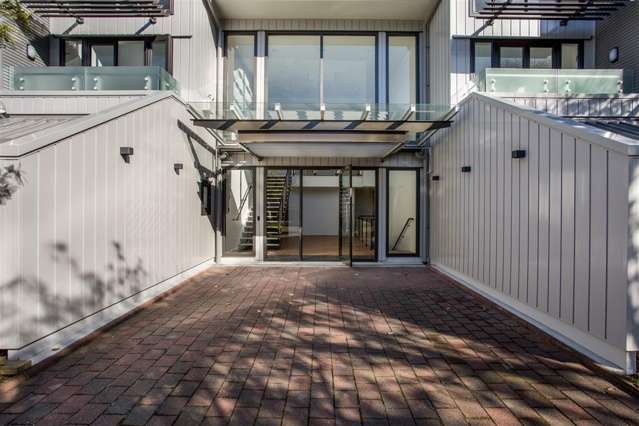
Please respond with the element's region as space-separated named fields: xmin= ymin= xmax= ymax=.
xmin=302 ymin=187 xmax=339 ymax=236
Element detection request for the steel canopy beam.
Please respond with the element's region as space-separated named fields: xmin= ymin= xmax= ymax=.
xmin=22 ymin=0 xmax=173 ymax=17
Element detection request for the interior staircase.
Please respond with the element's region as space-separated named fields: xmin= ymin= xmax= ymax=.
xmin=265 ymin=174 xmax=291 ymax=249
xmin=236 ymin=173 xmax=291 ymax=251
xmin=238 ymin=208 xmax=255 ymax=251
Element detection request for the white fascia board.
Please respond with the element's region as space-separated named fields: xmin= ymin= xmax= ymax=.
xmin=472 ymin=92 xmax=639 ymax=157
xmin=0 ymin=92 xmax=179 ymax=158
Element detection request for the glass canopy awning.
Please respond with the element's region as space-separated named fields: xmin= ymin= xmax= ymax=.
xmin=472 ymin=0 xmax=633 ymax=21
xmin=191 ymin=102 xmax=451 ymax=134
xmin=190 ymin=102 xmax=453 ymax=159
xmin=22 ymin=0 xmax=172 ymax=17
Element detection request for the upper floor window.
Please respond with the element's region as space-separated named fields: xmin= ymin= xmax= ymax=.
xmin=388 ymin=35 xmax=417 ymax=105
xmin=60 ymin=36 xmax=171 ymax=72
xmin=471 ymin=39 xmax=584 ymax=73
xmin=225 ymin=34 xmax=256 ymax=105
xmin=265 ymin=33 xmax=377 ymax=106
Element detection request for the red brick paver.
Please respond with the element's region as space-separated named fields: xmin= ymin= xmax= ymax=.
xmin=2 ymin=266 xmax=638 ymax=425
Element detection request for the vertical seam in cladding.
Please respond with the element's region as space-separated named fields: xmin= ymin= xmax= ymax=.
xmin=547 ymin=127 xmax=551 ymax=312
xmin=536 ymin=123 xmax=541 ymax=309
xmin=570 ymin=138 xmax=577 ymax=324
xmin=586 ymin=144 xmax=592 ymax=331
xmin=559 ymin=134 xmax=563 ymax=320
xmin=604 ymin=150 xmax=609 ymax=339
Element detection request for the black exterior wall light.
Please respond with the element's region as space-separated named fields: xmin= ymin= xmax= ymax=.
xmin=512 ymin=150 xmax=527 ymax=159
xmin=120 ymin=147 xmax=134 ymax=163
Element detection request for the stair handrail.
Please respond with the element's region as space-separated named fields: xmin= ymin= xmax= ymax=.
xmin=391 ymin=217 xmax=414 ymax=251
xmin=233 ymin=183 xmax=253 ymax=221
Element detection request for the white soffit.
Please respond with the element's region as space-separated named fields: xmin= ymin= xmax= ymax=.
xmin=215 ymin=0 xmax=439 ymax=20
xmin=238 ymin=131 xmax=403 ymax=158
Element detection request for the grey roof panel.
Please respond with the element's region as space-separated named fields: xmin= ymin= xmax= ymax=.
xmin=584 ymin=119 xmax=639 ymax=141
xmin=0 ymin=115 xmax=82 ymax=144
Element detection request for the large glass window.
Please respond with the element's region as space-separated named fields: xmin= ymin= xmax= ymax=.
xmin=388 ymin=36 xmax=417 ymax=105
xmin=64 ymin=40 xmax=82 ymax=66
xmin=90 ymin=44 xmax=115 ymax=66
xmin=530 ymin=47 xmax=553 ymax=69
xmin=323 ymin=36 xmax=376 ymax=105
xmin=226 ymin=35 xmax=256 ymax=106
xmin=62 ymin=37 xmax=170 ymax=71
xmin=474 ymin=42 xmax=492 ymax=75
xmin=472 ymin=40 xmax=583 ymax=71
xmin=387 ymin=169 xmax=418 ymax=256
xmin=118 ymin=41 xmax=145 ymax=66
xmin=500 ymin=46 xmax=524 ymax=68
xmin=562 ymin=43 xmax=580 ymax=69
xmin=267 ymin=35 xmax=321 ymax=105
xmin=151 ymin=39 xmax=168 ymax=69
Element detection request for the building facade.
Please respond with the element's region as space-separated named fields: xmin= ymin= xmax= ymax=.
xmin=1 ymin=0 xmax=639 ymax=374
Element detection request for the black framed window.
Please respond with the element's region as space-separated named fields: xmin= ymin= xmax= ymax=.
xmin=224 ymin=33 xmax=257 ymax=106
xmin=386 ymin=168 xmax=420 ymax=257
xmin=471 ymin=39 xmax=584 ymax=73
xmin=60 ymin=36 xmax=172 ymax=73
xmin=264 ymin=32 xmax=378 ymax=106
xmin=387 ymin=34 xmax=418 ymax=105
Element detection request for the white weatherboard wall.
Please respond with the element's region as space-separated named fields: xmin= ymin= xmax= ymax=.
xmin=48 ymin=0 xmax=218 ymax=102
xmin=428 ymin=0 xmax=596 ymax=105
xmin=429 ymin=92 xmax=639 ymax=373
xmin=0 ymin=93 xmax=216 ymax=363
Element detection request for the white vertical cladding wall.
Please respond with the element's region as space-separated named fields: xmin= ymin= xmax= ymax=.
xmin=0 ymin=92 xmax=147 ymax=114
xmin=48 ymin=0 xmax=218 ymax=102
xmin=0 ymin=95 xmax=216 ymax=359
xmin=428 ymin=0 xmax=450 ymax=107
xmin=427 ymin=0 xmax=596 ymax=105
xmin=429 ymin=92 xmax=637 ymax=372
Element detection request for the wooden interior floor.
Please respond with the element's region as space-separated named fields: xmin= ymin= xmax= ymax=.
xmin=266 ymin=235 xmax=375 ymax=260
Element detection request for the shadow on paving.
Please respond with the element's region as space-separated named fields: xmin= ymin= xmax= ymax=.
xmin=1 ymin=266 xmax=638 ymax=425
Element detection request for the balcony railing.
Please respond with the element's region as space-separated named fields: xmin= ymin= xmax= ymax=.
xmin=11 ymin=66 xmax=178 ymax=92
xmin=471 ymin=0 xmax=633 ymax=21
xmin=477 ymin=68 xmax=633 ymax=95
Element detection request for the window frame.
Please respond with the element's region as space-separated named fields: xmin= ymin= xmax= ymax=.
xmin=223 ymin=31 xmax=258 ymax=105
xmin=385 ymin=168 xmax=421 ymax=258
xmin=264 ymin=31 xmax=380 ymax=105
xmin=470 ymin=39 xmax=584 ymax=73
xmin=59 ymin=35 xmax=173 ymax=74
xmin=386 ymin=32 xmax=420 ymax=106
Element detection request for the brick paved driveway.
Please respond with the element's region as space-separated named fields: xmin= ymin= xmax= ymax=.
xmin=1 ymin=266 xmax=638 ymax=425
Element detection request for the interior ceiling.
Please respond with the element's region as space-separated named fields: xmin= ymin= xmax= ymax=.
xmin=214 ymin=0 xmax=438 ymax=21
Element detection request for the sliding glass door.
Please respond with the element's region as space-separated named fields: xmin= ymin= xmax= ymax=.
xmin=223 ymin=168 xmax=256 ymax=256
xmin=264 ymin=167 xmax=371 ymax=263
xmin=264 ymin=169 xmax=301 ymax=260
xmin=387 ymin=169 xmax=419 ymax=256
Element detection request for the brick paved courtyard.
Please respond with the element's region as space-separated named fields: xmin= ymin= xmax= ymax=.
xmin=1 ymin=266 xmax=638 ymax=425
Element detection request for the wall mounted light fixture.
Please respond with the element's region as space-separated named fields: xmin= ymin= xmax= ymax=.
xmin=461 ymin=166 xmax=471 ymax=173
xmin=432 ymin=175 xmax=441 ymax=181
xmin=609 ymin=47 xmax=620 ymax=64
xmin=120 ymin=147 xmax=134 ymax=163
xmin=512 ymin=150 xmax=527 ymax=159
xmin=174 ymin=163 xmax=183 ymax=174
xmin=26 ymin=45 xmax=36 ymax=61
